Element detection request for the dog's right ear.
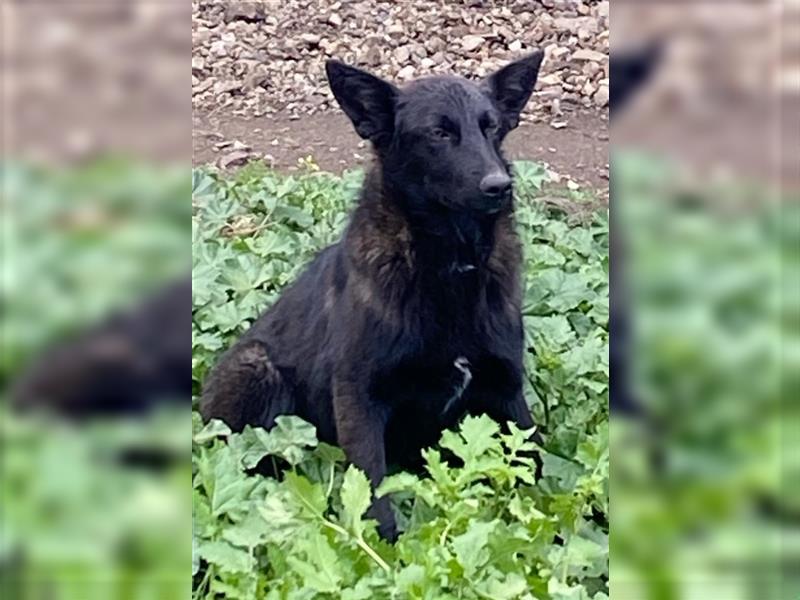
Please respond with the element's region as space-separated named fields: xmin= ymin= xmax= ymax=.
xmin=325 ymin=60 xmax=398 ymax=146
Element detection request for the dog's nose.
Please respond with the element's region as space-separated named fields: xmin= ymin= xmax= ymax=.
xmin=479 ymin=171 xmax=512 ymax=197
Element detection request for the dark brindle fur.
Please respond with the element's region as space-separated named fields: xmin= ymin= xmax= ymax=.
xmin=202 ymin=53 xmax=545 ymax=539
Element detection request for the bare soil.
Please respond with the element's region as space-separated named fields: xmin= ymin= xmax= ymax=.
xmin=193 ymin=107 xmax=609 ymax=191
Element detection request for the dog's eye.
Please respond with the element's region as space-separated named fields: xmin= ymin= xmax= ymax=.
xmin=484 ymin=122 xmax=499 ymax=135
xmin=430 ymin=127 xmax=451 ymax=140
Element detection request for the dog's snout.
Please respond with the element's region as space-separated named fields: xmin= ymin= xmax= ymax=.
xmin=479 ymin=171 xmax=511 ymax=197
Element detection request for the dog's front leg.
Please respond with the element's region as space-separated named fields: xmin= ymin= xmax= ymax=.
xmin=500 ymin=389 xmax=535 ymax=431
xmin=470 ymin=357 xmax=535 ymax=431
xmin=332 ymin=376 xmax=396 ymax=541
xmin=469 ymin=358 xmax=544 ymax=476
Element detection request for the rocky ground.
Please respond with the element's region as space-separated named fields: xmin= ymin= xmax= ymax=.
xmin=192 ymin=0 xmax=610 ymax=190
xmin=192 ymin=0 xmax=609 ymax=120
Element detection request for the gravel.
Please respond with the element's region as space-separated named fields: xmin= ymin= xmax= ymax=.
xmin=192 ymin=0 xmax=609 ymax=124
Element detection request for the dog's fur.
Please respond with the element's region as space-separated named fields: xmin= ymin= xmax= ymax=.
xmin=13 ymin=277 xmax=191 ymax=416
xmin=202 ymin=54 xmax=544 ymax=539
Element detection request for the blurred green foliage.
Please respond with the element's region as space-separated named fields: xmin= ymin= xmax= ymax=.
xmin=0 ymin=161 xmax=190 ymax=599
xmin=191 ymin=160 xmax=609 ymax=598
xmin=4 ymin=152 xmax=792 ymax=599
xmin=610 ymin=153 xmax=799 ymax=600
xmin=1 ymin=160 xmax=190 ymax=381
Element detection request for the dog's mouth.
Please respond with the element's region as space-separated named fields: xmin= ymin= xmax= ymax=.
xmin=438 ymin=196 xmax=510 ymax=215
xmin=475 ymin=191 xmax=512 ymax=214
xmin=423 ymin=178 xmax=512 ymax=214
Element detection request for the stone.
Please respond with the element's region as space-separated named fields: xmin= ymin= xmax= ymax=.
xmin=461 ymin=35 xmax=484 ymax=52
xmin=394 ymin=46 xmax=410 ymax=64
xmin=547 ymin=45 xmax=570 ymax=61
xmin=219 ymin=150 xmax=251 ymax=168
xmin=539 ymin=73 xmax=562 ymax=86
xmin=224 ymin=2 xmax=264 ymax=22
xmin=209 ymin=40 xmax=228 ymax=57
xmin=397 ymin=65 xmax=416 ymax=80
xmin=362 ymin=45 xmax=382 ymax=66
xmin=214 ymin=80 xmax=241 ymax=95
xmin=572 ymin=48 xmax=606 ymax=62
xmin=243 ymin=67 xmax=269 ymax=91
xmin=300 ymin=33 xmax=321 ymax=47
xmin=593 ymin=85 xmax=609 ymax=107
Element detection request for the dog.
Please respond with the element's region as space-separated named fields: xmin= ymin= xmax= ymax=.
xmin=12 ymin=277 xmax=191 ymax=417
xmin=608 ymin=42 xmax=662 ymax=415
xmin=201 ymin=53 xmax=545 ymax=540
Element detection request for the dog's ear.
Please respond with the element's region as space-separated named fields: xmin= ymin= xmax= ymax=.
xmin=325 ymin=60 xmax=398 ymax=145
xmin=610 ymin=42 xmax=662 ymax=117
xmin=483 ymin=51 xmax=544 ymax=130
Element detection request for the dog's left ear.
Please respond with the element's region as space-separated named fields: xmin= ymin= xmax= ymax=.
xmin=483 ymin=51 xmax=544 ymax=130
xmin=610 ymin=42 xmax=662 ymax=117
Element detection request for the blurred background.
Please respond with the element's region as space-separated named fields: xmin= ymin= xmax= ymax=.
xmin=1 ymin=0 xmax=797 ymax=599
xmin=1 ymin=1 xmax=190 ymax=598
xmin=611 ymin=1 xmax=798 ymax=599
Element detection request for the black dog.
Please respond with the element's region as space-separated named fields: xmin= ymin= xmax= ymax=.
xmin=12 ymin=277 xmax=191 ymax=417
xmin=608 ymin=42 xmax=661 ymax=415
xmin=201 ymin=53 xmax=544 ymax=539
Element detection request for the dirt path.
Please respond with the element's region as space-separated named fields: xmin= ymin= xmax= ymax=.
xmin=193 ymin=108 xmax=609 ymax=192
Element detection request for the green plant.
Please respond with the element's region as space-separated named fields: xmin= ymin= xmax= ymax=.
xmin=191 ymin=160 xmax=609 ymax=599
xmin=0 ymin=160 xmax=190 ymax=600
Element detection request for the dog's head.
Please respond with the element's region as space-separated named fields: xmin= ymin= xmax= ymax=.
xmin=326 ymin=53 xmax=543 ymax=216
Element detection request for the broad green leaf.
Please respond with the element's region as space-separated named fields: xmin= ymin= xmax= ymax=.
xmin=475 ymin=573 xmax=528 ymax=599
xmin=548 ymin=577 xmax=592 ymax=600
xmin=284 ymin=472 xmax=327 ymax=519
xmin=459 ymin=415 xmax=500 ymax=455
xmin=451 ymin=519 xmax=497 ymax=578
xmin=198 ymin=539 xmax=255 ymax=573
xmin=222 ymin=509 xmax=271 ymax=549
xmin=376 ymin=472 xmax=420 ymax=497
xmin=270 ymin=416 xmax=318 ymax=465
xmin=198 ymin=445 xmax=258 ymax=520
xmin=395 ymin=564 xmax=426 ymax=593
xmin=340 ymin=465 xmax=372 ymax=536
xmin=229 ymin=425 xmax=276 ymax=469
xmin=287 ymin=531 xmax=343 ymax=593
xmin=193 ymin=418 xmax=231 ymax=444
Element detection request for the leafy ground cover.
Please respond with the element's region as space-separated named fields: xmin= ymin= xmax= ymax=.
xmin=1 ymin=161 xmax=190 ymax=599
xmin=3 ymin=155 xmax=792 ymax=600
xmin=610 ymin=154 xmax=799 ymax=600
xmin=191 ymin=160 xmax=610 ymax=599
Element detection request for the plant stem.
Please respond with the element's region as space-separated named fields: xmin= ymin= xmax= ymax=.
xmin=561 ymin=535 xmax=570 ymax=584
xmin=323 ymin=520 xmax=391 ymax=572
xmin=326 ymin=462 xmax=335 ymax=499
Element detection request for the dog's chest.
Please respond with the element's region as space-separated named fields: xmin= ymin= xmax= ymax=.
xmin=375 ymin=353 xmax=474 ymax=417
xmin=382 ymin=284 xmax=487 ymax=411
xmin=409 ymin=269 xmax=487 ymax=342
